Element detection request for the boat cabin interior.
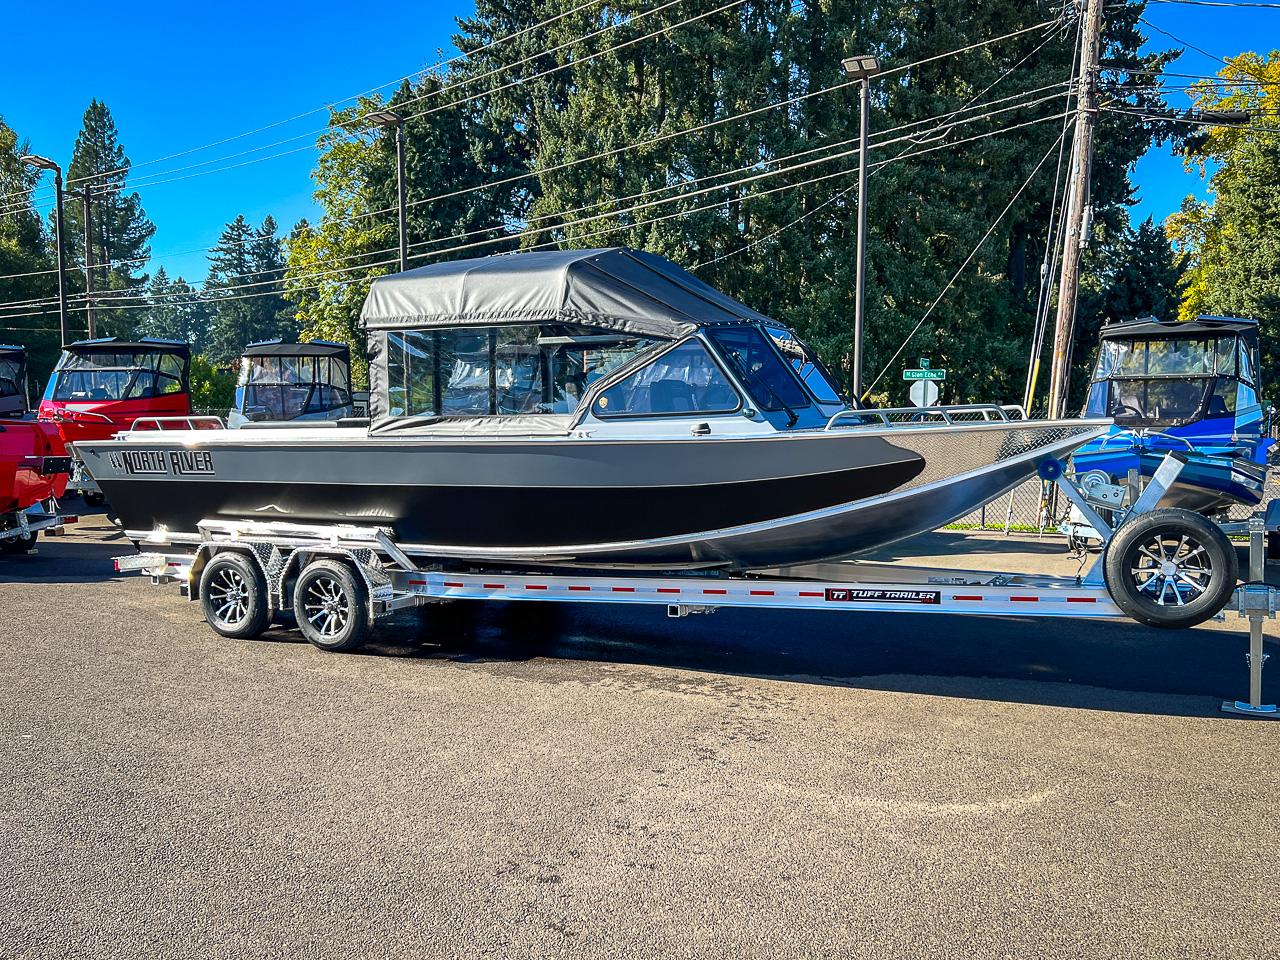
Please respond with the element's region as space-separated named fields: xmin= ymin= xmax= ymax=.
xmin=232 ymin=340 xmax=354 ymax=426
xmin=41 ymin=338 xmax=191 ymax=405
xmin=1083 ymin=315 xmax=1264 ymax=439
xmin=0 ymin=345 xmax=26 ymax=417
xmin=363 ymin=248 xmax=848 ymax=437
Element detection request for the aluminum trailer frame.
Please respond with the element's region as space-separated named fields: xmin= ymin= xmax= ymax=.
xmin=0 ymin=497 xmax=75 ymax=545
xmin=111 ymin=454 xmax=1278 ymax=717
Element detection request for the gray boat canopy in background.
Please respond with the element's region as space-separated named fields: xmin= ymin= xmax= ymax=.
xmin=360 ymin=247 xmax=773 ymax=340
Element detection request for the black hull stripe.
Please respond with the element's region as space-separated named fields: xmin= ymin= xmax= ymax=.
xmin=101 ymin=457 xmax=924 ymax=548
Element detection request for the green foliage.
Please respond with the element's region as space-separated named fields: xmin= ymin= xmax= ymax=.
xmin=134 ymin=266 xmax=210 ymax=348
xmin=188 ymin=355 xmax=236 ymax=415
xmin=1167 ymin=50 xmax=1280 ymax=385
xmin=0 ymin=114 xmax=61 ymax=383
xmin=203 ymin=214 xmax=297 ymax=364
xmin=63 ymin=99 xmax=156 ymax=336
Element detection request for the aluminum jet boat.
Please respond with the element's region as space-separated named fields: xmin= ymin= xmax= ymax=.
xmin=1 ymin=344 xmax=71 ymax=552
xmin=1072 ymin=315 xmax=1272 ymax=515
xmin=228 ymin=339 xmax=358 ymax=428
xmin=74 ymin=248 xmax=1108 ymax=570
xmin=39 ymin=336 xmax=191 ymax=504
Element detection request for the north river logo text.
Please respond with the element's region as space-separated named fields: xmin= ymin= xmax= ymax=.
xmin=112 ymin=449 xmax=215 ymax=476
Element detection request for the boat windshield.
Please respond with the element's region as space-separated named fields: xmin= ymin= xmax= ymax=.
xmin=764 ymin=325 xmax=844 ymax=404
xmin=236 ymin=355 xmax=352 ymax=420
xmin=1094 ymin=336 xmax=1239 ymax=379
xmin=385 ymin=325 xmax=657 ymax=418
xmin=0 ymin=357 xmax=21 ymax=402
xmin=45 ymin=350 xmax=188 ymax=402
xmin=706 ymin=326 xmax=809 ymax=412
xmin=1085 ymin=334 xmax=1255 ymax=426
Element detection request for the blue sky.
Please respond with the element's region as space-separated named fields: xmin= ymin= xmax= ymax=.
xmin=0 ymin=0 xmax=1273 ymax=283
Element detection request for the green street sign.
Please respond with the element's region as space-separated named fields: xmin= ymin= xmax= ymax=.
xmin=903 ymin=368 xmax=946 ymax=381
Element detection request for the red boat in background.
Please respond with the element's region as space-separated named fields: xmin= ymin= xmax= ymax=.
xmin=1 ymin=344 xmax=73 ymax=554
xmin=38 ymin=337 xmax=191 ymax=505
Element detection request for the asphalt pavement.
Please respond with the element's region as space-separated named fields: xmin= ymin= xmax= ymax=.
xmin=1 ymin=502 xmax=1278 ymax=959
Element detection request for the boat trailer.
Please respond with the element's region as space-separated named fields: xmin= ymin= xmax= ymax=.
xmin=113 ymin=453 xmax=1278 ymax=719
xmin=1 ymin=498 xmax=76 ymax=553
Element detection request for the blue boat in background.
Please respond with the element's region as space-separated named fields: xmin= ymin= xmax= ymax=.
xmin=1071 ymin=315 xmax=1273 ymax=515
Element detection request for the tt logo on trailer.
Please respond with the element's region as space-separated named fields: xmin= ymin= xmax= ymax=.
xmin=824 ymin=588 xmax=941 ymax=604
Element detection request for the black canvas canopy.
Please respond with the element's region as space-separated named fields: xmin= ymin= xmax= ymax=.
xmin=66 ymin=336 xmax=191 ymax=359
xmin=360 ymin=247 xmax=774 ymax=340
xmin=1100 ymin=315 xmax=1258 ymax=344
xmin=0 ymin=344 xmax=23 ymax=361
xmin=242 ymin=339 xmax=350 ymax=360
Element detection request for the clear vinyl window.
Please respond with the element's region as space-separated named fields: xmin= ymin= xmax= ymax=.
xmin=593 ymin=339 xmax=740 ymax=417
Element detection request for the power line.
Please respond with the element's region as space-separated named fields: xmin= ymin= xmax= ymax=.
xmin=61 ymin=92 xmax=1072 ymax=310
xmin=0 ymin=106 xmax=1070 ymax=322
xmin=862 ymin=130 xmax=1068 ymax=400
xmin=62 ymin=0 xmax=612 ymax=191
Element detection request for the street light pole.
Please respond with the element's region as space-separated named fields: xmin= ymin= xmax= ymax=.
xmin=21 ymin=154 xmax=69 ymax=347
xmin=74 ymin=186 xmax=97 ymax=339
xmin=841 ymin=55 xmax=881 ymax=403
xmin=367 ymin=110 xmax=407 ymax=272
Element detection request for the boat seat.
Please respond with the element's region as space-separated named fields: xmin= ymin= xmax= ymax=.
xmin=650 ymin=379 xmax=695 ymax=413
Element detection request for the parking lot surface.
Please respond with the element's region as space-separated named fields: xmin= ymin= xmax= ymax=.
xmin=2 ymin=505 xmax=1278 ymax=959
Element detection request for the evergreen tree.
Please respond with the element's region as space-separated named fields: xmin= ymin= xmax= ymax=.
xmin=136 ymin=267 xmax=209 ymax=350
xmin=63 ymin=100 xmax=156 ymax=335
xmin=0 ymin=115 xmax=61 ymax=381
xmin=204 ymin=214 xmax=296 ymax=364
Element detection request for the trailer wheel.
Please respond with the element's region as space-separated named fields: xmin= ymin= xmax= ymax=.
xmin=293 ymin=559 xmax=369 ymax=653
xmin=199 ymin=552 xmax=271 ymax=639
xmin=0 ymin=532 xmax=37 ymax=554
xmin=1103 ymin=508 xmax=1237 ymax=629
xmin=83 ymin=491 xmax=105 ymax=509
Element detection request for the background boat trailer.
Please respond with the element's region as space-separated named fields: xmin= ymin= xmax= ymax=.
xmin=1 ymin=497 xmax=76 ymax=550
xmin=114 ymin=454 xmax=1277 ymax=719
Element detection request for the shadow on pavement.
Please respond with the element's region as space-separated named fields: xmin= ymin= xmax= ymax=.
xmin=328 ymin=598 xmax=1271 ymax=719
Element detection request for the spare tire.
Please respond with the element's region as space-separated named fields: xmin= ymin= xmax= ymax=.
xmin=1103 ymin=508 xmax=1237 ymax=629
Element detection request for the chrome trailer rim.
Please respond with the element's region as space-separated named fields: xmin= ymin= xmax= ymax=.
xmin=303 ymin=575 xmax=351 ymax=638
xmin=1130 ymin=532 xmax=1212 ymax=606
xmin=208 ymin=567 xmax=251 ymax=626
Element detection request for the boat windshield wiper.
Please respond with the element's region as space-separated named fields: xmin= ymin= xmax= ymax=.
xmin=721 ymin=352 xmax=798 ymax=428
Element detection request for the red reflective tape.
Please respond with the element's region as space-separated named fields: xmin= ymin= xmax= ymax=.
xmin=657 ymin=587 xmax=681 ymax=594
xmin=1066 ymin=596 xmax=1097 ymax=603
xmin=442 ymin=580 xmax=463 ymax=587
xmin=799 ymin=591 xmax=823 ymax=597
xmin=612 ymin=586 xmax=635 ymax=593
xmin=703 ymin=588 xmax=728 ymax=595
xmin=409 ymin=578 xmax=429 ymax=586
xmin=62 ymin=516 xmax=79 ymax=524
xmin=952 ymin=595 xmax=983 ymax=601
xmin=749 ymin=589 xmax=775 ymax=596
xmin=482 ymin=583 xmax=505 ymax=589
xmin=168 ymin=562 xmax=183 ymax=567
xmin=525 ymin=584 xmax=548 ymax=591
xmin=568 ymin=585 xmax=591 ymax=592
xmin=1010 ymin=596 xmax=1039 ymax=602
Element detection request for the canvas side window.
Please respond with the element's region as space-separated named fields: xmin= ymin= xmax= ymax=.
xmin=386 ymin=331 xmax=437 ymax=417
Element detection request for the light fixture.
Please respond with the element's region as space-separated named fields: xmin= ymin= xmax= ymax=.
xmin=841 ymin=55 xmax=882 ymax=79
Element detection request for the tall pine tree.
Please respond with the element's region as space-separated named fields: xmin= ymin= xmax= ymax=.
xmin=64 ymin=100 xmax=156 ymax=336
xmin=204 ymin=215 xmax=296 ymax=364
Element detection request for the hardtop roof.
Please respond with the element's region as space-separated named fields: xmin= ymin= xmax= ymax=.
xmin=66 ymin=336 xmax=191 ymax=358
xmin=1099 ymin=315 xmax=1258 ymax=341
xmin=242 ymin=339 xmax=350 ymax=359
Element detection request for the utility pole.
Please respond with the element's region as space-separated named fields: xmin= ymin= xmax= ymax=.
xmin=21 ymin=155 xmax=69 ymax=347
xmin=367 ymin=109 xmax=407 ymax=272
xmin=1045 ymin=0 xmax=1104 ymax=419
xmin=841 ymin=54 xmax=882 ymax=403
xmin=75 ymin=187 xmax=97 ymax=339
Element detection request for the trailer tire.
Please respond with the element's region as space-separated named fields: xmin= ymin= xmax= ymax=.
xmin=199 ymin=552 xmax=271 ymax=639
xmin=0 ymin=532 xmax=37 ymax=554
xmin=293 ymin=559 xmax=370 ymax=653
xmin=1103 ymin=508 xmax=1237 ymax=629
xmin=83 ymin=491 xmax=105 ymax=509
